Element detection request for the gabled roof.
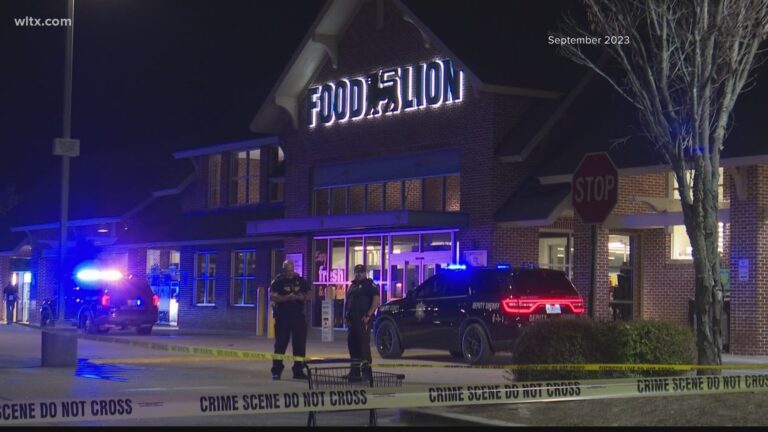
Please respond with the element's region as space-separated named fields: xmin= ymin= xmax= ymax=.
xmin=173 ymin=136 xmax=279 ymax=159
xmin=250 ymin=0 xmax=588 ymax=134
xmin=400 ymin=0 xmax=588 ymax=92
xmin=495 ymin=179 xmax=570 ymax=226
xmin=114 ymin=192 xmax=285 ymax=247
xmin=6 ymin=147 xmax=193 ymax=230
xmin=535 ymin=60 xmax=768 ymax=184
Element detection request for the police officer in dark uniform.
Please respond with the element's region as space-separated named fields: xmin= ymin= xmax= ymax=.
xmin=270 ymin=260 xmax=311 ymax=380
xmin=345 ymin=264 xmax=380 ymax=379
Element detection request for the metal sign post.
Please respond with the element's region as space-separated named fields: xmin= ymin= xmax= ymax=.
xmin=571 ymin=153 xmax=619 ymax=318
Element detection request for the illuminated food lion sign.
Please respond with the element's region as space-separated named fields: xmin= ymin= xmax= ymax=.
xmin=306 ymin=58 xmax=464 ymax=128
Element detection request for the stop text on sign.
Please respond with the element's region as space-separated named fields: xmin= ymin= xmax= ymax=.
xmin=571 ymin=153 xmax=619 ymax=224
xmin=306 ymin=59 xmax=464 ymax=128
xmin=573 ymin=175 xmax=615 ymax=203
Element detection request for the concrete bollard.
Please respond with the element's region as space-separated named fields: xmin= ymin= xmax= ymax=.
xmin=41 ymin=328 xmax=78 ymax=367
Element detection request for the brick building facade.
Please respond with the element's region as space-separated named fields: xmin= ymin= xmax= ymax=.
xmin=2 ymin=0 xmax=766 ymax=356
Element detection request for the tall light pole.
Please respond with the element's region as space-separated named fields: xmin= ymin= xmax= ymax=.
xmin=53 ymin=0 xmax=79 ymax=326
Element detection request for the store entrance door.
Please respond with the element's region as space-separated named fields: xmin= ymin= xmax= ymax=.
xmin=11 ymin=272 xmax=31 ymax=323
xmin=388 ymin=251 xmax=452 ymax=300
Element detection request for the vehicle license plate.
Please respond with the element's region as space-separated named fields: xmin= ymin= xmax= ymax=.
xmin=545 ymin=304 xmax=562 ymax=314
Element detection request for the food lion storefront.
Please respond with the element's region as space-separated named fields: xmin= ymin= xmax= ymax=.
xmin=244 ymin=0 xmax=530 ymax=330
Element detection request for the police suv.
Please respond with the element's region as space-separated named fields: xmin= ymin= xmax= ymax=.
xmin=39 ymin=268 xmax=159 ymax=335
xmin=373 ymin=266 xmax=585 ymax=364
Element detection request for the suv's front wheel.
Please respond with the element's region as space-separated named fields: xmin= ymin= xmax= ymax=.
xmin=461 ymin=323 xmax=493 ymax=365
xmin=375 ymin=321 xmax=403 ymax=359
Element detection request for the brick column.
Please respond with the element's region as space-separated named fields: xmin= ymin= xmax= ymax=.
xmin=0 ymin=257 xmax=9 ymax=322
xmin=177 ymin=247 xmax=196 ymax=330
xmin=127 ymin=248 xmax=147 ymax=280
xmin=492 ymin=226 xmax=539 ymax=267
xmin=729 ymin=165 xmax=768 ymax=355
xmin=573 ymin=220 xmax=611 ymax=320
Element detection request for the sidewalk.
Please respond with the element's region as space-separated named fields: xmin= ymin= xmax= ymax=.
xmin=0 ymin=324 xmax=512 ymax=426
xmin=5 ymin=323 xmax=768 ymax=427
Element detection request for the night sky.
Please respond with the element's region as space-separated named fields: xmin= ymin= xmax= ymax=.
xmin=0 ymin=0 xmax=324 ymax=199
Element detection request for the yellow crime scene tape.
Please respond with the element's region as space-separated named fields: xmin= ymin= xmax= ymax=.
xmin=59 ymin=329 xmax=768 ymax=372
xmin=2 ymin=374 xmax=768 ymax=425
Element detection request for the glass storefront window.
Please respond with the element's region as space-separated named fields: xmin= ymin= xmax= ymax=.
xmin=208 ymin=154 xmax=221 ymax=208
xmin=608 ymin=234 xmax=633 ymax=320
xmin=672 ymin=167 xmax=725 ymax=202
xmin=331 ymin=187 xmax=347 ymax=215
xmin=670 ymin=223 xmax=723 ymax=260
xmin=423 ymin=177 xmax=443 ymax=211
xmin=311 ymin=239 xmax=328 ymax=328
xmin=538 ymin=234 xmax=573 ymax=278
xmin=392 ymin=234 xmax=419 ymax=254
xmin=390 ymin=264 xmax=404 ymax=299
xmin=445 ymin=175 xmax=460 ymax=212
xmin=314 ymin=189 xmax=329 ymax=216
xmin=421 ymin=232 xmax=452 ymax=252
xmin=311 ymin=231 xmax=455 ymax=326
xmin=349 ymin=185 xmax=365 ymax=213
xmin=330 ymin=239 xmax=346 ymax=328
xmin=367 ymin=184 xmax=384 ymax=212
xmin=348 ymin=238 xmax=363 ymax=281
xmin=194 ymin=252 xmax=216 ymax=305
xmin=385 ymin=181 xmax=402 ymax=210
xmin=312 ymin=175 xmax=459 ymax=215
xmin=232 ymin=250 xmax=256 ymax=306
xmin=609 ymin=235 xmax=630 ymax=269
xmin=404 ymin=179 xmax=422 ymax=211
xmin=230 ymin=149 xmax=260 ymax=206
xmin=364 ymin=236 xmax=387 ymax=303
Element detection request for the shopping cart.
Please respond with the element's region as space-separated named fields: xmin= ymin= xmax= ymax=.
xmin=304 ymin=358 xmax=405 ymax=426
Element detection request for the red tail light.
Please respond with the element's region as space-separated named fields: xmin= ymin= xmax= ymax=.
xmin=501 ymin=296 xmax=585 ymax=315
xmin=570 ymin=300 xmax=585 ymax=314
xmin=152 ymin=294 xmax=159 ymax=307
xmin=101 ymin=294 xmax=111 ymax=307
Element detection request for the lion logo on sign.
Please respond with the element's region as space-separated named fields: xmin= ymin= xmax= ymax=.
xmin=365 ymin=71 xmax=399 ymax=116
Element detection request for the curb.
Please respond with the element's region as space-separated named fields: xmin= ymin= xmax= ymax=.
xmin=397 ymin=407 xmax=527 ymax=427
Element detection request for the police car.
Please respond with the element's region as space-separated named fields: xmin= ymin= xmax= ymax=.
xmin=373 ymin=266 xmax=585 ymax=364
xmin=39 ymin=268 xmax=159 ymax=335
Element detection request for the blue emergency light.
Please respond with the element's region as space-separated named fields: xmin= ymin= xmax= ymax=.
xmin=75 ymin=268 xmax=124 ymax=282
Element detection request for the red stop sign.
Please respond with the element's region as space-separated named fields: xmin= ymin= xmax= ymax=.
xmin=571 ymin=153 xmax=618 ymax=224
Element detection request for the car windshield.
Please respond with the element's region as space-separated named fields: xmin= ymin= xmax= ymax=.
xmin=511 ymin=270 xmax=580 ymax=297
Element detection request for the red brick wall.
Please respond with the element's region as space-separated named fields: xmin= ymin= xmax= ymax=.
xmin=492 ymin=227 xmax=539 ymax=268
xmin=176 ymin=243 xmax=278 ymax=332
xmin=283 ymin=235 xmax=312 ymax=319
xmin=30 ymin=253 xmax=57 ymax=324
xmin=278 ymin=0 xmax=532 ymax=266
xmin=639 ymin=228 xmax=695 ymax=326
xmin=572 ymin=220 xmax=611 ymax=320
xmin=181 ymin=156 xmax=208 ymax=213
xmin=614 ymin=173 xmax=668 ymax=215
xmin=729 ymin=165 xmax=768 ymax=355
